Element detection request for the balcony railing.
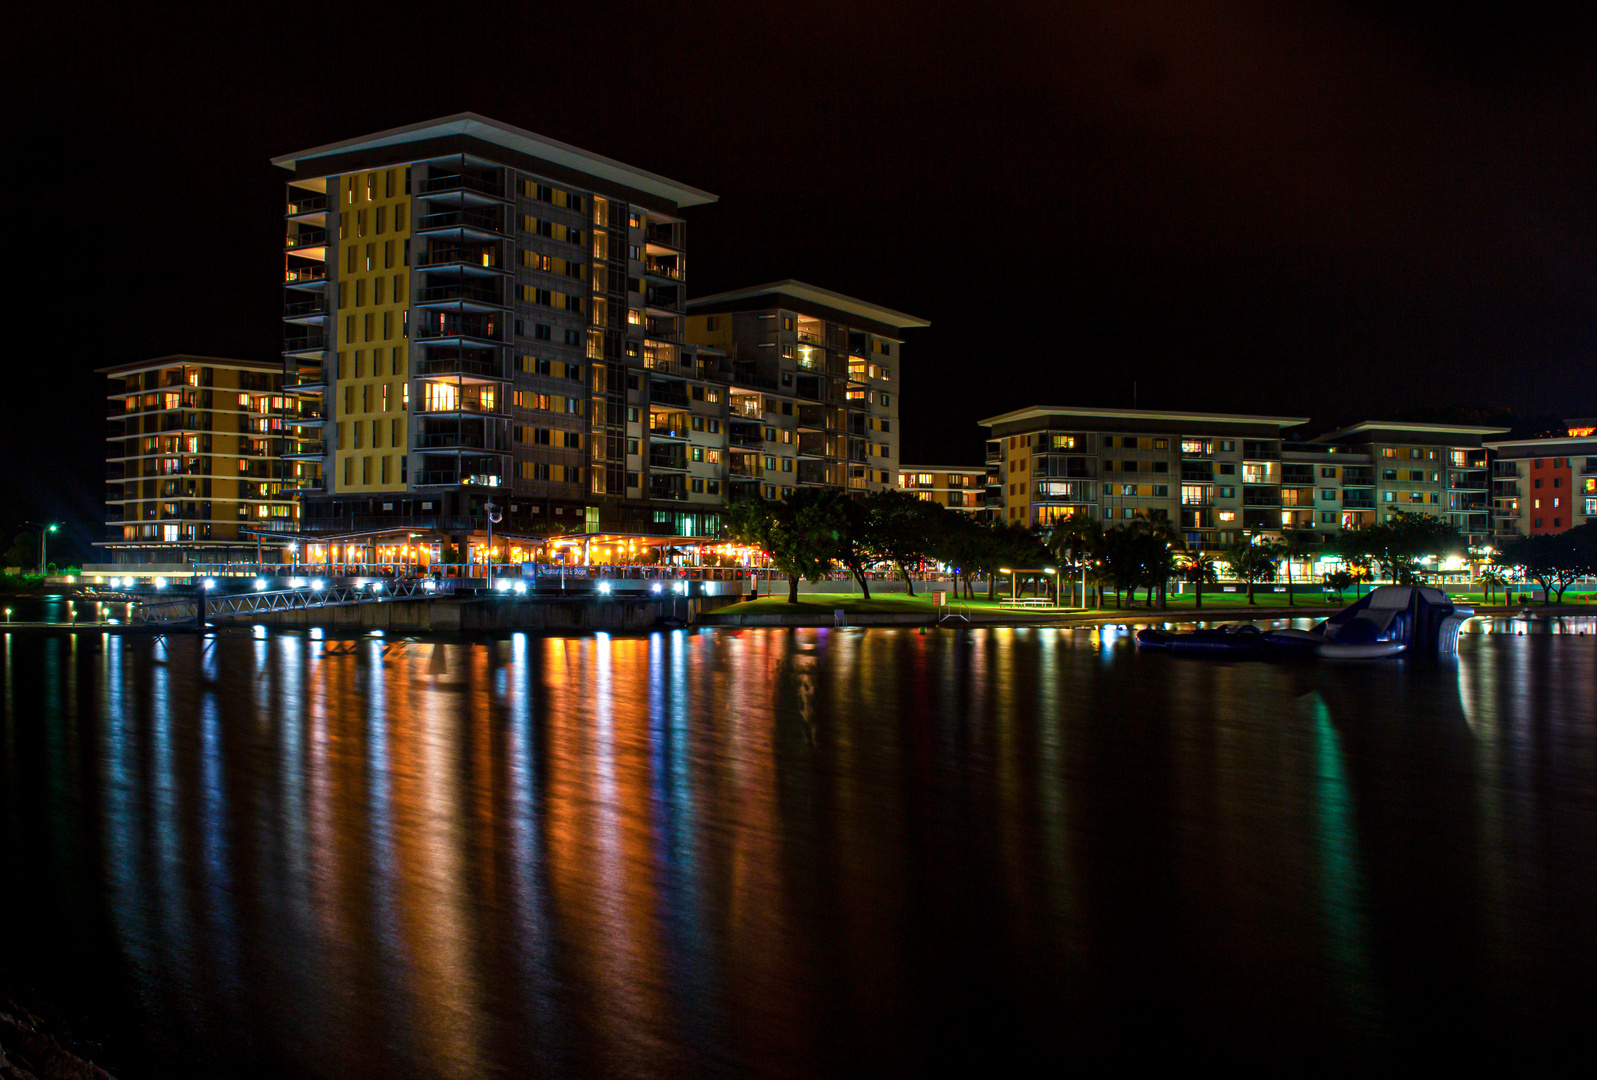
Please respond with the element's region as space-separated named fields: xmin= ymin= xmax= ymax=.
xmin=414 ymin=317 xmax=502 ymax=342
xmin=642 ymin=259 xmax=683 ymax=280
xmin=283 ymin=333 xmax=327 ymax=354
xmin=286 ymin=194 xmax=328 ymax=215
xmin=417 ymin=356 xmax=506 ymax=380
xmin=415 ymin=246 xmax=503 ymax=270
xmin=284 ymin=265 xmax=327 ymax=285
xmin=415 ymin=208 xmax=506 ymax=234
xmin=416 ymin=283 xmax=505 ymax=306
xmin=285 ymin=229 xmax=327 ymax=250
xmin=413 ymin=432 xmax=511 ymax=451
xmin=417 ymin=174 xmax=506 ymax=199
xmin=283 ymin=298 xmax=325 ymax=319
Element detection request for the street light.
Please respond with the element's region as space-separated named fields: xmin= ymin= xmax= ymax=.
xmin=22 ymin=522 xmax=58 ymax=576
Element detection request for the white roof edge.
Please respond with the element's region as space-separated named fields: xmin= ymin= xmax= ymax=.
xmin=1316 ymin=420 xmax=1512 ymax=440
xmin=978 ymin=406 xmax=1309 ymax=428
xmin=272 ymin=112 xmax=717 ymax=209
xmin=1484 ymin=435 xmax=1597 ymax=449
xmin=688 ymin=279 xmax=930 ymax=329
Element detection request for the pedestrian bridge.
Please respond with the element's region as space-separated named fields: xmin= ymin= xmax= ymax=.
xmin=133 ymin=580 xmax=431 ymax=626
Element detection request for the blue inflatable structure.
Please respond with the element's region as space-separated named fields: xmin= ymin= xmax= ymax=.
xmin=1135 ymin=585 xmax=1473 ymax=660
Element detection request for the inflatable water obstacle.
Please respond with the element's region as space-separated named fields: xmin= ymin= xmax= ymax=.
xmin=1135 ymin=585 xmax=1473 ymax=660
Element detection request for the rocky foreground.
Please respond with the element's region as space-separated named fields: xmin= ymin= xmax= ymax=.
xmin=0 ymin=993 xmax=116 ymax=1080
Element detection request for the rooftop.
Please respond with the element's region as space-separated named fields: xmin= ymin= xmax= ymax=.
xmin=97 ymin=354 xmax=283 ymax=376
xmin=978 ymin=406 xmax=1309 ymax=429
xmin=1316 ymin=420 xmax=1511 ymax=441
xmin=271 ymin=112 xmax=717 ymax=210
xmin=688 ymin=280 xmax=930 ymax=329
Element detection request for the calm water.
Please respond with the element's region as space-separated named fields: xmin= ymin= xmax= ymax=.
xmin=2 ymin=625 xmax=1595 ymax=1076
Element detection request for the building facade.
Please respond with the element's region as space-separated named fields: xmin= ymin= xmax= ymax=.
xmin=273 ymin=116 xmax=924 ymax=553
xmin=1312 ymin=422 xmax=1502 ymax=547
xmin=898 ymin=465 xmax=988 ymax=514
xmin=1486 ymin=428 xmax=1597 ymax=538
xmin=684 ymin=282 xmax=925 ymax=502
xmin=981 ymin=408 xmax=1505 ymax=552
xmin=981 ymin=408 xmax=1309 ymax=548
xmin=274 ymin=113 xmax=720 ymax=546
xmin=99 ymin=355 xmax=298 ymax=565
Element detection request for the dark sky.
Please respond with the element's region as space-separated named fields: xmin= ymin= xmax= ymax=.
xmin=6 ymin=0 xmax=1595 ymax=560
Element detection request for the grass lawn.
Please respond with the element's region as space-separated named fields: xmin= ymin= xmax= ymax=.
xmin=718 ymin=593 xmax=983 ymax=615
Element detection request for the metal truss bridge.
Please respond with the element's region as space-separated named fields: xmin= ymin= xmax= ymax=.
xmin=133 ymin=580 xmax=431 ymax=626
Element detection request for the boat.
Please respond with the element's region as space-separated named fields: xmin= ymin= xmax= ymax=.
xmin=1136 ymin=586 xmax=1473 ymax=660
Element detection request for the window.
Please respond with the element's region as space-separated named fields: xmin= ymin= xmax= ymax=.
xmin=1218 ymin=486 xmax=1235 ymax=499
xmin=1153 ymin=439 xmax=1168 ymax=450
xmin=1218 ymin=510 xmax=1237 ymax=523
xmin=1218 ymin=463 xmax=1236 ymax=475
xmin=1320 ymin=488 xmax=1336 ymax=501
xmin=1322 ymin=467 xmax=1337 ymax=478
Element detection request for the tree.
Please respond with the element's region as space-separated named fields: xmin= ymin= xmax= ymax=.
xmin=725 ymin=491 xmax=841 ymax=603
xmin=863 ymin=490 xmax=942 ymax=596
xmin=1477 ymin=566 xmax=1507 ymax=604
xmin=1338 ymin=511 xmax=1461 ymax=585
xmin=1222 ymin=541 xmax=1278 ymax=605
xmin=1180 ymin=552 xmax=1219 ymax=608
xmin=1131 ymin=513 xmax=1183 ymax=608
xmin=1047 ymin=513 xmax=1104 ymax=607
xmin=1496 ymin=523 xmax=1597 ymax=605
xmin=1277 ymin=527 xmax=1321 ymax=607
xmin=829 ymin=491 xmax=877 ymax=599
xmin=1322 ymin=568 xmax=1355 ymax=603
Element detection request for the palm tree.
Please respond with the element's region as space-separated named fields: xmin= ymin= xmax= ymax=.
xmin=1277 ymin=527 xmax=1319 ymax=607
xmin=1181 ymin=551 xmax=1219 ymax=608
xmin=1223 ymin=540 xmax=1278 ymax=605
xmin=1479 ymin=566 xmax=1507 ymax=604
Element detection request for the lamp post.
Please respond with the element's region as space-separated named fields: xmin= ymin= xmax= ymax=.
xmin=22 ymin=522 xmax=58 ymax=576
xmin=485 ymin=501 xmax=501 ymax=591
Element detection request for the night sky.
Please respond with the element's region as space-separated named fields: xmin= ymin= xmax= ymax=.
xmin=6 ymin=1 xmax=1594 ymax=562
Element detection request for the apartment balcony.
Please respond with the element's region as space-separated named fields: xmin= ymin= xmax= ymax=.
xmin=1242 ymin=486 xmax=1281 ymax=507
xmin=648 ymin=421 xmax=693 ymax=441
xmin=283 ymin=375 xmax=326 ymax=395
xmin=284 ymin=228 xmax=327 ymax=253
xmin=413 ymin=315 xmax=504 ymax=346
xmin=283 ymin=297 xmax=327 ymax=324
xmin=414 ymin=208 xmax=508 ymax=240
xmin=284 ymin=264 xmax=328 ymax=289
xmin=415 ymin=283 xmax=507 ymax=312
xmin=642 ymin=257 xmax=684 ymax=281
xmin=413 ymin=245 xmax=509 ymax=275
xmin=282 ymin=478 xmax=325 ymax=496
xmin=283 ymin=332 xmax=327 ymax=358
xmin=648 ymin=449 xmax=689 ymax=471
xmin=285 ymin=193 xmax=328 ymax=219
xmin=282 ymin=441 xmax=326 ymax=460
xmin=412 ymin=470 xmax=506 ymax=489
xmin=649 ymin=477 xmax=689 ymax=501
xmin=649 ymin=380 xmax=689 ymax=408
xmin=287 ymin=409 xmax=326 ymax=427
xmin=414 ymin=173 xmax=509 ymax=205
xmin=416 ymin=354 xmax=507 ymax=381
xmin=645 ymin=223 xmax=682 ymax=251
xmin=413 ymin=431 xmax=512 ymax=452
xmin=417 ymin=399 xmax=509 ymax=420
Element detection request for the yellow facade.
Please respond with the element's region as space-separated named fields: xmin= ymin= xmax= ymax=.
xmin=332 ymin=167 xmax=411 ymax=493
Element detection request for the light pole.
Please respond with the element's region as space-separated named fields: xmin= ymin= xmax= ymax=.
xmin=484 ymin=501 xmax=501 ymax=591
xmin=22 ymin=522 xmax=57 ymax=576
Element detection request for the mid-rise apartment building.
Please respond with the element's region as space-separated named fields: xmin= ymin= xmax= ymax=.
xmin=1312 ymin=422 xmax=1503 ymax=546
xmin=99 ymin=355 xmax=297 ymax=565
xmin=898 ymin=465 xmax=988 ymax=514
xmin=272 ymin=113 xmax=720 ymax=544
xmin=684 ymin=281 xmax=926 ymax=499
xmin=982 ymin=408 xmax=1505 ymax=550
xmin=1486 ymin=425 xmax=1597 ymax=538
xmin=981 ymin=407 xmax=1310 ymax=548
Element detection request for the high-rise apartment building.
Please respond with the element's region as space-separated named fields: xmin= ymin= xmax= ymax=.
xmin=99 ymin=355 xmax=297 ymax=565
xmin=684 ymin=281 xmax=926 ymax=499
xmin=272 ymin=113 xmax=720 ymax=544
xmin=898 ymin=465 xmax=989 ymax=515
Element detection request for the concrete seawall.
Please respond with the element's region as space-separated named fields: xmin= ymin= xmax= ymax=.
xmin=207 ymin=592 xmax=744 ymax=632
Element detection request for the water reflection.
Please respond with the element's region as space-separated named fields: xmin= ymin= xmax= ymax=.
xmin=0 ymin=626 xmax=1594 ymax=1076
